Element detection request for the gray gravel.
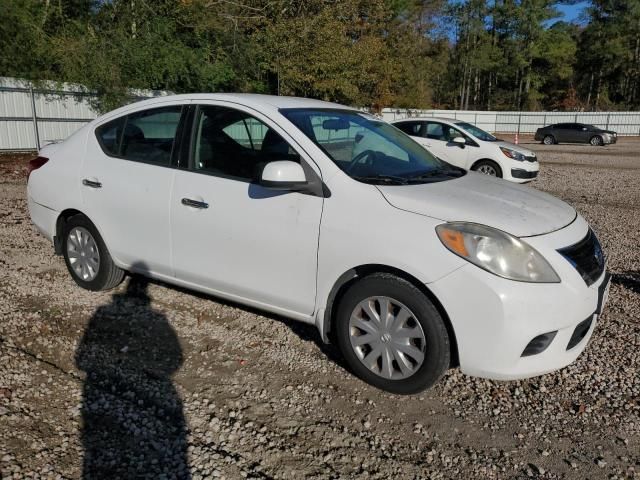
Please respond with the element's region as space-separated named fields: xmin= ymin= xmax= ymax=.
xmin=0 ymin=141 xmax=639 ymax=479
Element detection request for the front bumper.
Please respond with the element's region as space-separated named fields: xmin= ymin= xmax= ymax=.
xmin=504 ymin=160 xmax=539 ymax=183
xmin=428 ymin=215 xmax=608 ymax=380
xmin=511 ymin=168 xmax=538 ymax=180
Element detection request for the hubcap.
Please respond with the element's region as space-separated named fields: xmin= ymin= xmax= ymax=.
xmin=544 ymin=136 xmax=553 ymax=145
xmin=477 ymin=164 xmax=497 ymax=176
xmin=349 ymin=296 xmax=426 ymax=380
xmin=591 ymin=137 xmax=600 ymax=145
xmin=67 ymin=227 xmax=100 ymax=281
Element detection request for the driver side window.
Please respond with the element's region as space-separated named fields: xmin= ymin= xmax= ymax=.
xmin=425 ymin=122 xmax=460 ymax=142
xmin=192 ymin=106 xmax=300 ymax=181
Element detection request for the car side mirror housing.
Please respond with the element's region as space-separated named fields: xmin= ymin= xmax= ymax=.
xmin=260 ymin=161 xmax=308 ymax=190
xmin=452 ymin=136 xmax=466 ymax=147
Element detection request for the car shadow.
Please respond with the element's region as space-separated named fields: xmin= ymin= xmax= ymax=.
xmin=612 ymin=271 xmax=640 ymax=295
xmin=75 ymin=262 xmax=190 ymax=478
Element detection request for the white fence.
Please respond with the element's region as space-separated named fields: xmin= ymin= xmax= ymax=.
xmin=0 ymin=77 xmax=167 ymax=151
xmin=380 ymin=109 xmax=640 ymax=137
xmin=2 ymin=76 xmax=639 ymax=151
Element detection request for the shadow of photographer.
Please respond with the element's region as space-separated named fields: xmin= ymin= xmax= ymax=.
xmin=75 ymin=263 xmax=190 ymax=478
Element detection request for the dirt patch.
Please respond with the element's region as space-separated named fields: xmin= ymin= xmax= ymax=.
xmin=1 ymin=144 xmax=639 ymax=479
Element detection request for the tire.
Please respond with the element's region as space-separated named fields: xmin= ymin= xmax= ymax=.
xmin=62 ymin=214 xmax=124 ymax=291
xmin=543 ymin=135 xmax=555 ymax=145
xmin=335 ymin=273 xmax=451 ymax=394
xmin=472 ymin=160 xmax=502 ymax=178
xmin=590 ymin=135 xmax=603 ymax=146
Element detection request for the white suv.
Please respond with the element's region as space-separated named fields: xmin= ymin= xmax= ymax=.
xmin=392 ymin=117 xmax=539 ymax=183
xmin=27 ymin=94 xmax=608 ymax=394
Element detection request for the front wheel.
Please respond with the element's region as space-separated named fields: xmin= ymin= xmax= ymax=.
xmin=590 ymin=135 xmax=603 ymax=146
xmin=335 ymin=274 xmax=451 ymax=394
xmin=62 ymin=214 xmax=124 ymax=291
xmin=472 ymin=160 xmax=502 ymax=178
xmin=543 ymin=135 xmax=555 ymax=145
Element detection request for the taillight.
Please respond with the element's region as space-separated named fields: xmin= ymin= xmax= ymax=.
xmin=27 ymin=156 xmax=49 ymax=182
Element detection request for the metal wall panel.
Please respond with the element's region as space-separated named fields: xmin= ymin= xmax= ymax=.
xmin=382 ymin=108 xmax=640 ymax=136
xmin=0 ymin=76 xmax=166 ymax=151
xmin=0 ymin=121 xmax=35 ymax=150
xmin=2 ymin=76 xmax=639 ymax=151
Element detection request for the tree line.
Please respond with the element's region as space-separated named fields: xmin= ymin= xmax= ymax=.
xmin=1 ymin=0 xmax=638 ymax=113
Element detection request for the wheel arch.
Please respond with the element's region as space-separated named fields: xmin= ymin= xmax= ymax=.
xmin=321 ymin=264 xmax=459 ymax=368
xmin=55 ymin=209 xmax=109 ymax=257
xmin=471 ymin=158 xmax=503 ymax=177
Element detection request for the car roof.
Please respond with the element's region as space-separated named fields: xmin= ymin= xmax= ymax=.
xmin=392 ymin=117 xmax=458 ymax=123
xmin=126 ymin=93 xmax=350 ymax=111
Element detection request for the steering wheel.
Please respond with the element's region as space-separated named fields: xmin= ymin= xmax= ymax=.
xmin=345 ymin=149 xmax=377 ymax=174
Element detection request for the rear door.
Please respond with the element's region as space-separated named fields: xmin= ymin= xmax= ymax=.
xmin=395 ymin=121 xmax=424 ymax=139
xmin=82 ymin=103 xmax=186 ymax=275
xmin=170 ymin=103 xmax=323 ymax=315
xmin=554 ymin=123 xmax=574 ymax=142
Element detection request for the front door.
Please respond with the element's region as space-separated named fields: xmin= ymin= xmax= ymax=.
xmin=81 ymin=104 xmax=185 ymax=275
xmin=170 ymin=103 xmax=323 ymax=315
xmin=422 ymin=122 xmax=469 ymax=168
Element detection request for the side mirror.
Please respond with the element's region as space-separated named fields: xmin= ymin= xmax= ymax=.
xmin=452 ymin=136 xmax=466 ymax=147
xmin=260 ymin=161 xmax=307 ymax=190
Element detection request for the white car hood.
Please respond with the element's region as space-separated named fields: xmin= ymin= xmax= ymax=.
xmin=494 ymin=140 xmax=536 ymax=158
xmin=377 ymin=172 xmax=576 ymax=237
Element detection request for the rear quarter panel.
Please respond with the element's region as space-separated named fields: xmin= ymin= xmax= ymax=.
xmin=27 ymin=126 xmax=88 ymax=214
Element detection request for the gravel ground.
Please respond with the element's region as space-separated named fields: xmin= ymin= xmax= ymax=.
xmin=0 ymin=139 xmax=639 ymax=479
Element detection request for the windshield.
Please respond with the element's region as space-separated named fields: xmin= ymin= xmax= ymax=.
xmin=281 ymin=108 xmax=464 ymax=185
xmin=455 ymin=122 xmax=497 ymax=142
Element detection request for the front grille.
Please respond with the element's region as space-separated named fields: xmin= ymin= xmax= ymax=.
xmin=524 ymin=155 xmax=537 ymax=162
xmin=567 ymin=316 xmax=593 ymax=350
xmin=511 ymin=168 xmax=538 ymax=179
xmin=557 ymin=229 xmax=605 ymax=286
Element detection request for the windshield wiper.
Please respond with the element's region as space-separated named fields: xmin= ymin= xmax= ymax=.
xmin=407 ymin=168 xmax=465 ymax=181
xmin=352 ymin=174 xmax=409 ymax=185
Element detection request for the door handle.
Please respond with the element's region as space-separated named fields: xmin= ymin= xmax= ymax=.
xmin=82 ymin=178 xmax=102 ymax=188
xmin=181 ymin=198 xmax=209 ymax=209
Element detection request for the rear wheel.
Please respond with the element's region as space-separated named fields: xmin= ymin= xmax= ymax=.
xmin=335 ymin=274 xmax=450 ymax=394
xmin=472 ymin=160 xmax=502 ymax=178
xmin=62 ymin=214 xmax=124 ymax=291
xmin=590 ymin=135 xmax=603 ymax=146
xmin=543 ymin=135 xmax=555 ymax=145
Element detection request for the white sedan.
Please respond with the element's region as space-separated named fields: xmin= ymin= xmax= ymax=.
xmin=27 ymin=94 xmax=609 ymax=394
xmin=392 ymin=117 xmax=539 ymax=183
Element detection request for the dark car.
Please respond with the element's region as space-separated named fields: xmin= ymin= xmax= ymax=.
xmin=534 ymin=123 xmax=617 ymax=146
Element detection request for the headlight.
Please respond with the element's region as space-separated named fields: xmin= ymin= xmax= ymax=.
xmin=436 ymin=222 xmax=560 ymax=283
xmin=500 ymin=146 xmax=526 ymax=161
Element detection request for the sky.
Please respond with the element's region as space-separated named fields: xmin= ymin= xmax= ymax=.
xmin=554 ymin=1 xmax=590 ymax=25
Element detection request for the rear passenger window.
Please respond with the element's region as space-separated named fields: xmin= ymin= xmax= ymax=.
xmin=95 ymin=106 xmax=182 ymax=165
xmin=121 ymin=107 xmax=182 ymax=165
xmin=96 ymin=117 xmax=125 ymax=156
xmin=395 ymin=122 xmax=423 ymax=136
